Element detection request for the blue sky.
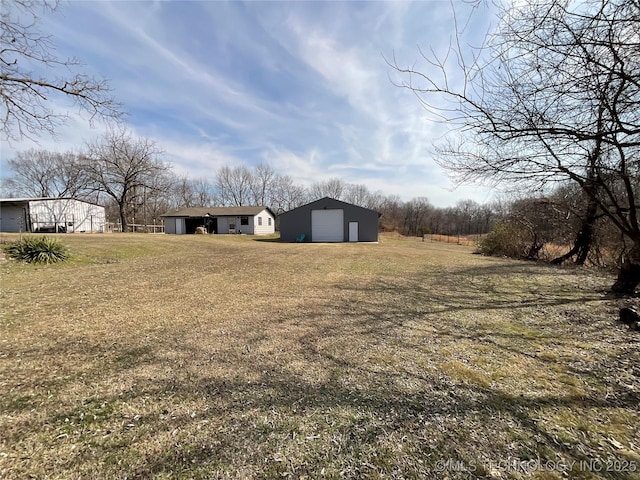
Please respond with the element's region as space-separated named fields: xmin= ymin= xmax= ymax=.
xmin=2 ymin=0 xmax=499 ymax=207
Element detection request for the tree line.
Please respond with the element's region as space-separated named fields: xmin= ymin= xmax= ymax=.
xmin=0 ymin=129 xmax=500 ymax=237
xmin=2 ymin=130 xmax=635 ymax=293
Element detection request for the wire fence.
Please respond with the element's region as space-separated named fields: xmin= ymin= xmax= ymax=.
xmin=105 ymin=222 xmax=165 ymax=233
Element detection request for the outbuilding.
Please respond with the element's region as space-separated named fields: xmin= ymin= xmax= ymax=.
xmin=0 ymin=197 xmax=106 ymax=233
xmin=279 ymin=197 xmax=379 ymax=242
xmin=161 ymin=206 xmax=276 ymax=235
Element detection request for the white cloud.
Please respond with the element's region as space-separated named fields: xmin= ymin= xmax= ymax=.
xmin=160 ymin=140 xmax=246 ymax=179
xmin=1 ymin=1 xmax=500 ymax=208
xmin=261 ymin=146 xmax=324 ymax=185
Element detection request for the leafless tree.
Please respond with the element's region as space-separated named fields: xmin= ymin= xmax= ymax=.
xmin=216 ymin=165 xmax=252 ymax=206
xmin=390 ymin=0 xmax=640 ymax=294
xmin=249 ymin=163 xmax=276 ymax=206
xmin=171 ymin=176 xmax=197 ymax=208
xmin=139 ymin=169 xmax=175 ymax=228
xmin=546 ymin=183 xmax=603 ymax=265
xmin=190 ymin=178 xmax=218 ymax=207
xmin=403 ymin=197 xmax=433 ymax=236
xmin=363 ymin=190 xmax=387 ymax=212
xmin=269 ymin=174 xmax=307 ymax=214
xmin=1 ymin=1 xmax=122 ymax=142
xmin=171 ymin=176 xmax=217 ymax=208
xmin=343 ymin=183 xmax=370 ymax=207
xmin=378 ymin=195 xmax=404 ymax=232
xmin=309 ymin=178 xmax=346 ymax=201
xmin=83 ymin=129 xmax=171 ymax=231
xmin=2 ymin=149 xmax=88 ymax=198
xmin=453 ymin=200 xmax=480 ymax=236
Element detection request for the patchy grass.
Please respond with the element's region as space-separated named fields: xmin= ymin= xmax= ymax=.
xmin=0 ymin=232 xmax=638 ymax=479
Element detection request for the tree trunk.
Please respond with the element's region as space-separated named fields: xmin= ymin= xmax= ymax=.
xmin=551 ymin=223 xmax=594 ymax=265
xmin=119 ymin=202 xmax=128 ymax=233
xmin=525 ymin=232 xmax=543 ymax=260
xmin=552 ymin=197 xmax=598 ymax=266
xmin=611 ymin=244 xmax=640 ymax=296
xmin=574 ymin=224 xmax=592 ymax=265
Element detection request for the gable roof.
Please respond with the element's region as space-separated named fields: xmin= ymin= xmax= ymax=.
xmin=279 ymin=197 xmax=380 ymax=217
xmin=161 ymin=206 xmax=274 ymax=218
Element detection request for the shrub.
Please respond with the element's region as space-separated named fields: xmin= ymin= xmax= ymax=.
xmin=5 ymin=236 xmax=69 ymax=264
xmin=476 ymin=222 xmax=531 ymax=258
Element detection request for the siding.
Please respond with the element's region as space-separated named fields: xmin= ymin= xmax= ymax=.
xmin=217 ymin=217 xmax=231 ymax=234
xmin=29 ymin=199 xmax=105 ymax=232
xmin=236 ymin=216 xmax=254 ymax=235
xmin=0 ymin=199 xmax=105 ymax=233
xmin=253 ymin=209 xmax=276 ymax=235
xmin=164 ymin=218 xmax=177 ymax=234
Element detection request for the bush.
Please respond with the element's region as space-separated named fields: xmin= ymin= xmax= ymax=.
xmin=476 ymin=222 xmax=531 ymax=258
xmin=5 ymin=236 xmax=69 ymax=264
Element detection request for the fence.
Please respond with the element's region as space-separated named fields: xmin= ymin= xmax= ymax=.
xmin=105 ymin=222 xmax=165 ymax=234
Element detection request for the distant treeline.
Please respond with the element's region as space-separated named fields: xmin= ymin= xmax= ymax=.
xmin=1 ymin=142 xmax=629 ymax=270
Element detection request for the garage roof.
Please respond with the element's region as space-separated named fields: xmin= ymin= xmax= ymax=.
xmin=279 ymin=197 xmax=380 ymax=217
xmin=161 ymin=206 xmax=274 ymax=218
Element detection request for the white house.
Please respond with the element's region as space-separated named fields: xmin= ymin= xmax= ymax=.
xmin=0 ymin=198 xmax=106 ymax=233
xmin=161 ymin=206 xmax=276 ymax=235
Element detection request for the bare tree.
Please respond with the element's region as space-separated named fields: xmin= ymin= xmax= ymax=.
xmin=83 ymin=129 xmax=170 ymax=231
xmin=216 ymin=165 xmax=252 ymax=206
xmin=453 ymin=200 xmax=481 ymax=236
xmin=548 ymin=183 xmax=603 ymax=266
xmin=2 ymin=149 xmax=88 ymax=198
xmin=390 ymin=0 xmax=640 ymax=294
xmin=403 ymin=197 xmax=433 ymax=236
xmin=364 ymin=190 xmax=387 ymax=212
xmin=269 ymin=174 xmax=307 ymax=214
xmin=1 ymin=1 xmax=122 ymax=142
xmin=311 ymin=180 xmax=381 ymax=209
xmin=378 ymin=194 xmax=404 ymax=232
xmin=249 ymin=163 xmax=276 ymax=206
xmin=171 ymin=176 xmax=217 ymax=208
xmin=309 ymin=178 xmax=345 ymax=201
xmin=190 ymin=178 xmax=218 ymax=207
xmin=343 ymin=183 xmax=371 ymax=207
xmin=171 ymin=176 xmax=197 ymax=209
xmin=139 ymin=169 xmax=174 ymax=229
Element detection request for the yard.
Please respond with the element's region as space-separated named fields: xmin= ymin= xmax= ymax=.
xmin=0 ymin=233 xmax=638 ymax=479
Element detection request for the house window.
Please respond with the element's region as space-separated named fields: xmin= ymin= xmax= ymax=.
xmin=258 ymin=217 xmax=262 ymax=226
xmin=268 ymin=217 xmax=272 ymax=226
xmin=240 ymin=216 xmax=249 ymax=226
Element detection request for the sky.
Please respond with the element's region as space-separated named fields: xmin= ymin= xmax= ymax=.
xmin=1 ymin=0 xmax=500 ymax=207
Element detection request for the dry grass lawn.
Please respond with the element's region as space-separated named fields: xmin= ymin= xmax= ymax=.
xmin=0 ymin=232 xmax=639 ymax=479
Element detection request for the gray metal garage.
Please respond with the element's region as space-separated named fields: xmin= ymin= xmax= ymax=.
xmin=279 ymin=197 xmax=379 ymax=243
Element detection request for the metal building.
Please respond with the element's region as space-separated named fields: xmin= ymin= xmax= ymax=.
xmin=0 ymin=198 xmax=106 ymax=233
xmin=278 ymin=197 xmax=380 ymax=243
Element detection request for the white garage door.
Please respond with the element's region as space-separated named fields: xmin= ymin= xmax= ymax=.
xmin=311 ymin=209 xmax=344 ymax=242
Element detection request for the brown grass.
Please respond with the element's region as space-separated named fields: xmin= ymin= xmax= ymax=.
xmin=425 ymin=234 xmax=477 ymax=246
xmin=1 ymin=232 xmax=639 ymax=479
